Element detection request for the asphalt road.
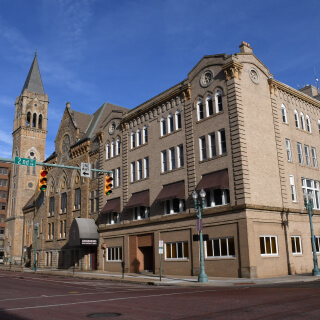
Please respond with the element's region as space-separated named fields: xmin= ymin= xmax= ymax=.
xmin=1 ymin=270 xmax=320 ymax=320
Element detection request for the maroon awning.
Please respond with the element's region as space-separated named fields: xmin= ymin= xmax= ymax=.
xmin=196 ymin=169 xmax=229 ymax=191
xmin=100 ymin=198 xmax=121 ymax=214
xmin=125 ymin=190 xmax=149 ymax=209
xmin=155 ymin=181 xmax=185 ymax=202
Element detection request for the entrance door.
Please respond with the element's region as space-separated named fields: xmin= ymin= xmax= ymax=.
xmin=90 ymin=247 xmax=97 ymax=270
xmin=139 ymin=246 xmax=153 ymax=271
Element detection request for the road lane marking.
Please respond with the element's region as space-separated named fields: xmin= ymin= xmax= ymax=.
xmin=3 ymin=289 xmax=217 ymax=311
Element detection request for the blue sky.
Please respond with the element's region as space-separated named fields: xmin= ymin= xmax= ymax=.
xmin=0 ymin=0 xmax=320 ymax=159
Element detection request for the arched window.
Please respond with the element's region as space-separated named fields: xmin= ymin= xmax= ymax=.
xmin=137 ymin=129 xmax=141 ymax=146
xmin=294 ymin=110 xmax=300 ymax=128
xmin=197 ymin=100 xmax=204 ymax=120
xmin=161 ymin=117 xmax=166 ymax=136
xmin=300 ymin=112 xmax=305 ymax=130
xmin=116 ymin=137 xmax=121 ymax=155
xmin=168 ymin=114 xmax=174 ymax=133
xmin=26 ymin=112 xmax=31 ymax=126
xmin=143 ymin=126 xmax=148 ymax=144
xmin=111 ymin=140 xmax=116 ymax=157
xmin=206 ymin=95 xmax=213 ymax=116
xmin=175 ymin=110 xmax=181 ymax=130
xmin=215 ymin=91 xmax=223 ymax=113
xmin=106 ymin=142 xmax=110 ymax=159
xmin=281 ymin=104 xmax=287 ymax=123
xmin=306 ymin=115 xmax=311 ymax=133
xmin=32 ymin=113 xmax=37 ymax=128
xmin=131 ymin=132 xmax=136 ymax=148
xmin=38 ymin=114 xmax=42 ymax=129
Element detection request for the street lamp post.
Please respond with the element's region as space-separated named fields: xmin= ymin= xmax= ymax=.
xmin=304 ymin=193 xmax=320 ymax=276
xmin=33 ymin=222 xmax=39 ymax=272
xmin=192 ymin=188 xmax=208 ymax=283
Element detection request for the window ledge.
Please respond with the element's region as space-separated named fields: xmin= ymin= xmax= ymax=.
xmin=196 ymin=111 xmax=224 ymax=124
xmin=260 ymin=254 xmax=279 ymax=258
xmin=164 ymin=258 xmax=189 ymax=262
xmin=160 ymin=128 xmax=182 ymax=139
xmin=130 ymin=177 xmax=150 ymax=185
xmin=130 ymin=142 xmax=148 ymax=152
xmin=199 ymin=153 xmax=227 ymax=164
xmin=57 ymin=238 xmax=66 ymax=241
xmin=160 ymin=166 xmax=184 ymax=175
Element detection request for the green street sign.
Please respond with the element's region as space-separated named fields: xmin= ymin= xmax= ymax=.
xmin=14 ymin=157 xmax=36 ymax=167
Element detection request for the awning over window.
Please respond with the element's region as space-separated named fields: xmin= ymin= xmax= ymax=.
xmin=69 ymin=218 xmax=99 ymax=247
xmin=155 ymin=181 xmax=185 ymax=202
xmin=196 ymin=169 xmax=229 ymax=191
xmin=125 ymin=190 xmax=149 ymax=209
xmin=100 ymin=198 xmax=121 ymax=214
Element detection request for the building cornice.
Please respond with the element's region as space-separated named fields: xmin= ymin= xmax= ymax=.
xmin=222 ymin=61 xmax=243 ymax=80
xmin=70 ymin=139 xmax=90 ymax=158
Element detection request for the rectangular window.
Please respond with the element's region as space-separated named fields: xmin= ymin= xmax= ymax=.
xmin=297 ymin=143 xmax=303 ymax=164
xmin=137 ymin=159 xmax=142 ymax=180
xmin=285 ymin=139 xmax=292 ymax=162
xmin=61 ymin=193 xmax=67 ymax=213
xmin=290 ymin=175 xmax=297 ymax=202
xmin=90 ymin=191 xmax=94 ymax=213
xmin=95 ymin=190 xmax=99 ymax=213
xmin=49 ymin=197 xmax=55 ymax=217
xmin=133 ymin=206 xmax=149 ymax=220
xmin=199 ymin=136 xmax=207 ymax=161
xmin=205 ymin=188 xmax=230 ymax=208
xmin=260 ymin=236 xmax=278 ymax=255
xmin=177 ymin=145 xmax=184 ymax=168
xmin=1 ymin=203 xmax=5 ymax=210
xmin=169 ymin=147 xmax=175 ymax=170
xmin=206 ymin=237 xmax=235 ymax=258
xmin=291 ymin=236 xmax=302 ymax=254
xmin=218 ymin=129 xmax=227 ymax=155
xmin=107 ymin=212 xmax=120 ymax=225
xmin=312 ymin=147 xmax=318 ymax=168
xmin=74 ymin=188 xmax=81 ymax=210
xmin=314 ymin=236 xmax=320 ymax=253
xmin=165 ymin=242 xmax=189 ymax=260
xmin=164 ymin=198 xmax=185 ymax=214
xmin=161 ymin=150 xmax=167 ymax=173
xmin=131 ymin=162 xmax=136 ymax=182
xmin=107 ymin=247 xmax=122 ymax=261
xmin=209 ymin=133 xmax=216 ymax=158
xmin=117 ymin=167 xmax=121 ymax=187
xmin=302 ymin=178 xmax=320 ymax=209
xmin=305 ymin=145 xmax=311 ymax=166
xmin=144 ymin=157 xmax=149 ymax=178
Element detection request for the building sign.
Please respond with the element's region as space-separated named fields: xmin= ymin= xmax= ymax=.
xmin=81 ymin=239 xmax=98 ymax=246
xmin=81 ymin=162 xmax=91 ymax=177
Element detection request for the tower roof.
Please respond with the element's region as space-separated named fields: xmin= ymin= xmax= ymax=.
xmin=21 ymin=53 xmax=45 ymax=95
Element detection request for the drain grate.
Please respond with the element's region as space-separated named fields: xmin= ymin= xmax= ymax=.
xmin=87 ymin=313 xmax=121 ymax=318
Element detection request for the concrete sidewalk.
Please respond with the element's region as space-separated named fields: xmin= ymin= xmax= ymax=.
xmin=1 ymin=265 xmax=320 ymax=287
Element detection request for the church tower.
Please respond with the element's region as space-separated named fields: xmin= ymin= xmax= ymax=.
xmin=6 ymin=54 xmax=48 ymax=264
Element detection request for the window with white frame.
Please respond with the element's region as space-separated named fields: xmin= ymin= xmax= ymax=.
xmin=107 ymin=247 xmax=122 ymax=261
xmin=175 ymin=110 xmax=181 ymax=130
xmin=143 ymin=126 xmax=148 ymax=144
xmin=199 ymin=136 xmax=207 ymax=161
xmin=61 ymin=193 xmax=67 ymax=214
xmin=169 ymin=147 xmax=175 ymax=170
xmin=137 ymin=129 xmax=142 ymax=147
xmin=49 ymin=197 xmax=55 ymax=217
xmin=133 ymin=206 xmax=149 ymax=220
xmin=218 ymin=129 xmax=227 ymax=155
xmin=215 ymin=91 xmax=223 ymax=113
xmin=116 ymin=137 xmax=121 ymax=155
xmin=294 ymin=110 xmax=300 ymax=128
xmin=111 ymin=169 xmax=115 ymax=188
xmin=314 ymin=236 xmax=320 ymax=253
xmin=111 ymin=140 xmax=116 ymax=157
xmin=291 ymin=236 xmax=302 ymax=254
xmin=165 ymin=241 xmax=189 ymax=260
xmin=164 ymin=198 xmax=185 ymax=215
xmin=60 ymin=220 xmax=66 ymax=238
xmin=318 ymin=120 xmax=320 ymax=133
xmin=131 ymin=132 xmax=135 ymax=149
xmin=311 ymin=147 xmax=318 ymax=168
xmin=297 ymin=143 xmax=303 ymax=164
xmin=137 ymin=159 xmax=142 ymax=180
xmin=206 ymin=95 xmax=213 ymax=116
xmin=168 ymin=114 xmax=174 ymax=133
xmin=300 ymin=112 xmax=305 ymax=130
xmin=302 ymin=178 xmax=320 ymax=209
xmin=107 ymin=212 xmax=120 ymax=225
xmin=161 ymin=150 xmax=167 ymax=172
xmin=131 ymin=162 xmax=136 ymax=182
xmin=74 ymin=188 xmax=81 ymax=210
xmin=281 ymin=104 xmax=287 ymax=123
xmin=285 ymin=139 xmax=292 ymax=162
xmin=260 ymin=236 xmax=278 ymax=255
xmin=116 ymin=167 xmax=121 ymax=187
xmin=205 ymin=188 xmax=230 ymax=207
xmin=144 ymin=157 xmax=149 ymax=178
xmin=197 ymin=99 xmax=204 ymax=120
xmin=177 ymin=144 xmax=184 ymax=168
xmin=161 ymin=117 xmax=167 ymax=136
xmin=305 ymin=145 xmax=311 ymax=166
xmin=306 ymin=115 xmax=311 ymax=132
xmin=48 ymin=222 xmax=54 ymax=240
xmin=106 ymin=143 xmax=110 ymax=159
xmin=209 ymin=132 xmax=216 ymax=158
xmin=290 ymin=175 xmax=297 ymax=202
xmin=205 ymin=237 xmax=235 ymax=258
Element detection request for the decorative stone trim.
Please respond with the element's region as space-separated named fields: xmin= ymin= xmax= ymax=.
xmin=96 ymin=131 xmax=104 ymax=143
xmin=70 ymin=140 xmax=90 ymax=158
xmin=222 ymin=61 xmax=243 ymax=81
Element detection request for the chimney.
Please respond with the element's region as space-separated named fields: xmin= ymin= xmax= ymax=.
xmin=239 ymin=41 xmax=253 ymax=54
xmin=66 ymin=102 xmax=71 ymax=108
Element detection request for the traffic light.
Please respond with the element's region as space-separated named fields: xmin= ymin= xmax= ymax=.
xmin=104 ymin=174 xmax=113 ymax=196
xmin=38 ymin=169 xmax=48 ymax=191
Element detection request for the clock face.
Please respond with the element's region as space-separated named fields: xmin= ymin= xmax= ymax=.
xmin=62 ymin=134 xmax=70 ymax=154
xmin=109 ymin=122 xmax=116 ymax=135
